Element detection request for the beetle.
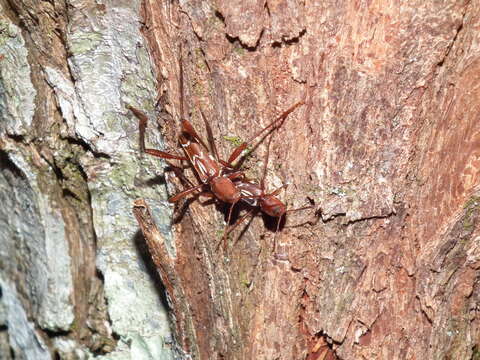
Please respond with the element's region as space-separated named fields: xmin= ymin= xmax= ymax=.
xmin=128 ymin=51 xmax=306 ymax=250
xmin=128 ymin=100 xmax=304 ymax=249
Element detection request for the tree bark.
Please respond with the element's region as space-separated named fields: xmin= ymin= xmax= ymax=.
xmin=1 ymin=0 xmax=479 ymax=360
xmin=136 ymin=0 xmax=480 ymax=359
xmin=0 ymin=1 xmax=175 ymax=359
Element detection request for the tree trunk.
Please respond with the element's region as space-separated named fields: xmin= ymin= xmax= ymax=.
xmin=1 ymin=0 xmax=479 ymax=360
xmin=0 ymin=1 xmax=175 ymax=359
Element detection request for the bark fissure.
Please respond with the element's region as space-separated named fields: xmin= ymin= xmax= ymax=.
xmin=437 ymin=1 xmax=471 ymax=67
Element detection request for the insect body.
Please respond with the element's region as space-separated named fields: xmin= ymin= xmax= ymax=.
xmin=129 ymin=98 xmax=308 ymax=250
xmin=223 ymin=130 xmax=312 ymax=249
xmin=235 ymin=181 xmax=286 ymax=218
xmin=129 ymin=50 xmax=307 ymax=250
xmin=177 ymin=131 xmax=243 ymax=204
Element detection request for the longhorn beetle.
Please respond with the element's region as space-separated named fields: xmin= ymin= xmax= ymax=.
xmin=128 ymin=52 xmax=306 ymax=250
xmin=128 ymin=99 xmax=303 ymax=248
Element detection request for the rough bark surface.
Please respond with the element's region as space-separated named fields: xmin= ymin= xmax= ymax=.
xmin=136 ymin=0 xmax=480 ymax=359
xmin=0 ymin=1 xmax=175 ymax=359
xmin=1 ymin=0 xmax=479 ymax=360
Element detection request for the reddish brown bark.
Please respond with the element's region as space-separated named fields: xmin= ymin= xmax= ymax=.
xmin=135 ymin=0 xmax=480 ymax=359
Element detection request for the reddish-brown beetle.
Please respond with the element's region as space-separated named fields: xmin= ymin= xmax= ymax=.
xmin=129 ymin=52 xmax=307 ymax=250
xmin=128 ymin=100 xmax=304 ymax=245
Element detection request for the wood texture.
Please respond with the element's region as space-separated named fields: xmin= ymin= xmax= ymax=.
xmin=0 ymin=0 xmax=175 ymax=358
xmin=134 ymin=0 xmax=480 ymax=359
xmin=2 ymin=0 xmax=477 ymax=359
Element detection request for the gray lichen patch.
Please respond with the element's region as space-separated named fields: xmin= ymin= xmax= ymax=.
xmin=91 ymin=154 xmax=173 ymax=338
xmin=58 ymin=1 xmax=176 ymax=358
xmin=53 ymin=338 xmax=92 ymax=360
xmin=0 ymin=17 xmax=36 ymax=137
xmin=0 ymin=19 xmax=17 ymax=47
xmin=0 ymin=0 xmax=176 ymax=358
xmin=44 ymin=66 xmax=100 ymax=143
xmin=0 ymin=279 xmax=51 ymax=360
xmin=89 ymin=151 xmax=175 ymax=360
xmin=69 ymin=31 xmax=104 ymax=56
xmin=0 ymin=149 xmax=75 ymax=332
xmin=65 ymin=2 xmax=160 ymax=156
